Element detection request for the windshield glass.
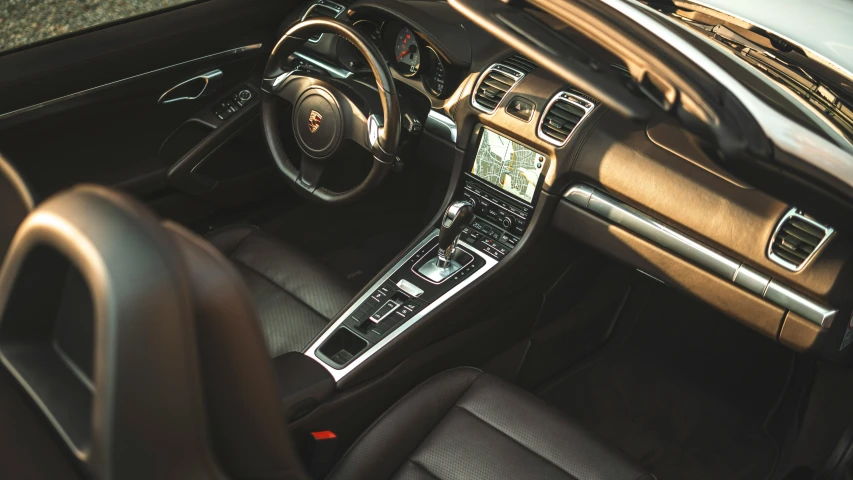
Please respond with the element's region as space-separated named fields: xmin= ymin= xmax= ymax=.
xmin=644 ymin=0 xmax=853 ymax=148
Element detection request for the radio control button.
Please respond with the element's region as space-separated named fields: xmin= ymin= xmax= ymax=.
xmin=501 ymin=216 xmax=514 ymax=229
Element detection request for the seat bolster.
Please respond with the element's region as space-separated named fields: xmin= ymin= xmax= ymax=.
xmin=328 ymin=368 xmax=653 ymax=480
xmin=205 ymin=224 xmax=257 ymax=255
xmin=206 ymin=224 xmax=355 ymax=320
xmin=326 ymin=367 xmax=484 ymax=480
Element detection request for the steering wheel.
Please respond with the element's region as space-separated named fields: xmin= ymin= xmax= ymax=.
xmin=260 ymin=18 xmax=401 ymax=204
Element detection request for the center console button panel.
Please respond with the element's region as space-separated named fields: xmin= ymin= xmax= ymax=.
xmin=313 ymin=235 xmax=489 ymax=370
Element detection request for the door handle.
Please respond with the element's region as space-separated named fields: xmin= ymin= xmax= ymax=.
xmin=158 ymin=70 xmax=223 ymax=104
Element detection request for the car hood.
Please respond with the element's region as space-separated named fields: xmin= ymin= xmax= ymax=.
xmin=686 ymin=0 xmax=853 ymax=79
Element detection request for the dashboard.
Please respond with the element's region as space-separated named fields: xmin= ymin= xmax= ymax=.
xmin=286 ymin=0 xmax=853 ymax=361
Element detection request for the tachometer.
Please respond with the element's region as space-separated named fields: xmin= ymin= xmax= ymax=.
xmin=394 ymin=27 xmax=420 ymax=77
xmin=423 ymin=47 xmax=447 ymax=97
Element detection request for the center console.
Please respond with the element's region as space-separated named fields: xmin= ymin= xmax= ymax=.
xmin=305 ymin=126 xmax=547 ymax=381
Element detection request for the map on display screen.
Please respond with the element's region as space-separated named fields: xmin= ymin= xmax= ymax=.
xmin=471 ymin=129 xmax=545 ymax=203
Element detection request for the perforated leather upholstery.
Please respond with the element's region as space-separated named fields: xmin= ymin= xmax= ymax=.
xmin=206 ymin=225 xmax=354 ymax=356
xmin=328 ymin=368 xmax=654 ymax=480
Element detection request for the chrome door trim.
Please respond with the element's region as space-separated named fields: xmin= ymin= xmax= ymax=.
xmin=563 ymin=184 xmax=837 ymax=327
xmin=0 ymin=43 xmax=262 ymax=120
xmin=157 ymin=69 xmax=223 ymax=104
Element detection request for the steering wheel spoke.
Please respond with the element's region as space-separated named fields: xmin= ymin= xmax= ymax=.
xmin=263 ymin=72 xmax=313 ymax=105
xmin=297 ymin=153 xmax=325 ymax=191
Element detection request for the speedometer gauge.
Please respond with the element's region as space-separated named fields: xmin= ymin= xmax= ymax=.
xmin=394 ymin=27 xmax=420 ymax=77
xmin=423 ymin=47 xmax=447 ymax=97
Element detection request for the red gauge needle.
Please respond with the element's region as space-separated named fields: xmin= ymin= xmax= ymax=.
xmin=397 ymin=45 xmax=415 ymax=61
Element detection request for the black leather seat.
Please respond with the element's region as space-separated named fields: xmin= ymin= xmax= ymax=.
xmin=327 ymin=367 xmax=654 ymax=480
xmin=206 ymin=225 xmax=355 ymax=357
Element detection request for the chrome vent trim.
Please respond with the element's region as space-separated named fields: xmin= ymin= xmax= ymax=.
xmin=563 ymin=184 xmax=837 ymax=328
xmin=768 ymin=208 xmax=834 ymax=272
xmin=471 ymin=63 xmax=525 ymax=114
xmin=302 ymin=0 xmax=346 ymax=43
xmin=537 ymin=91 xmax=596 ymax=147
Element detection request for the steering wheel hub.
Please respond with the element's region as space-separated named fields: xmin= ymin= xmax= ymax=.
xmin=261 ymin=17 xmax=401 ymax=204
xmin=293 ymin=87 xmax=343 ymax=159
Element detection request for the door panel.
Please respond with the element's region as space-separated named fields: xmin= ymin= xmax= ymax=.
xmin=0 ymin=0 xmax=299 ymax=199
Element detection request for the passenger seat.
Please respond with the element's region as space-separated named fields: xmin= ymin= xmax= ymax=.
xmin=327 ymin=367 xmax=654 ymax=480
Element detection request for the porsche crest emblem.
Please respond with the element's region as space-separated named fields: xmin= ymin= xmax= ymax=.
xmin=308 ymin=110 xmax=323 ymax=133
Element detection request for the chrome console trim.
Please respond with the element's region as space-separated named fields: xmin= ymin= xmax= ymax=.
xmin=304 ymin=230 xmax=499 ymax=381
xmin=0 ymin=43 xmax=262 ymax=121
xmin=767 ymin=208 xmax=834 ymax=272
xmin=563 ymin=184 xmax=837 ymax=327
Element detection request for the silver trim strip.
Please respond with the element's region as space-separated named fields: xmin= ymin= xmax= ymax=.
xmin=0 ymin=44 xmax=262 ymax=121
xmin=765 ymin=281 xmax=836 ymax=327
xmin=537 ymin=91 xmax=596 ymax=147
xmin=767 ymin=208 xmax=834 ymax=272
xmin=586 ymin=189 xmax=740 ymax=280
xmin=563 ymin=184 xmax=837 ymax=327
xmin=471 ymin=63 xmax=526 ymax=114
xmin=305 ymin=230 xmax=499 ymax=381
xmin=732 ymin=265 xmax=770 ymax=296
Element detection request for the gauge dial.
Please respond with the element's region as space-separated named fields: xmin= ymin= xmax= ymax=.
xmin=423 ymin=47 xmax=447 ymax=97
xmin=353 ymin=19 xmax=381 ymax=44
xmin=394 ymin=27 xmax=420 ymax=77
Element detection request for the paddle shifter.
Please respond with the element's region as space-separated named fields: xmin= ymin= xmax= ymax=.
xmin=437 ymin=201 xmax=474 ymax=267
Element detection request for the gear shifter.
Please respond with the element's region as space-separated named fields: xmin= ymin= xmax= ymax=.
xmin=416 ymin=201 xmax=474 ymax=283
xmin=437 ymin=201 xmax=474 ymax=268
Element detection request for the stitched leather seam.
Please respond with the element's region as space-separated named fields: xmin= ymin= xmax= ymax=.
xmin=231 ymin=258 xmax=333 ymax=323
xmin=407 ymin=459 xmax=442 ymax=480
xmin=455 ymin=406 xmax=583 ymax=480
xmin=325 ymin=367 xmax=483 ymax=480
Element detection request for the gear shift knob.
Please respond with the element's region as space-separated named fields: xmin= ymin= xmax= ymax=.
xmin=437 ymin=201 xmax=474 ymax=267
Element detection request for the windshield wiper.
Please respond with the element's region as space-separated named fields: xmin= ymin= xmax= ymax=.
xmin=706 ymin=24 xmax=853 ymax=143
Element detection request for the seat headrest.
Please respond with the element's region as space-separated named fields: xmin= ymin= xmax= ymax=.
xmin=0 ymin=152 xmax=35 ymax=261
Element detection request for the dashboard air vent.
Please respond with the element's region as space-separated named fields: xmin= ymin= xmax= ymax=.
xmin=768 ymin=209 xmax=834 ymax=271
xmin=471 ymin=65 xmax=525 ymax=113
xmin=302 ymin=1 xmax=346 ymax=43
xmin=502 ymin=54 xmax=537 ymax=75
xmin=537 ymin=91 xmax=595 ymax=146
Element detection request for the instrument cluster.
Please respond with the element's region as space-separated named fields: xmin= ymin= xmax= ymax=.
xmin=336 ymin=18 xmax=452 ymax=98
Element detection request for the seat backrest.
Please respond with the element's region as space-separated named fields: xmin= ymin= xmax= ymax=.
xmin=0 ymin=185 xmax=310 ymax=480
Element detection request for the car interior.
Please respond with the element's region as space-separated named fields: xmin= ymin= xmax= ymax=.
xmin=2 ymin=0 xmax=853 ymax=479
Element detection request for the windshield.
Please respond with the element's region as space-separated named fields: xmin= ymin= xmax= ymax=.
xmin=644 ymin=0 xmax=853 ymax=148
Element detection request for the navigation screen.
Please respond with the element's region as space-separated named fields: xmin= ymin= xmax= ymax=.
xmin=471 ymin=129 xmax=545 ymax=204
